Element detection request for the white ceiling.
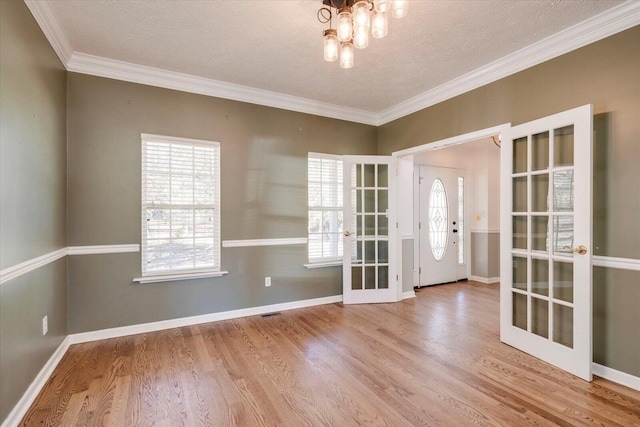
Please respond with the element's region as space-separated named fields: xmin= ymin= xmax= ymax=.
xmin=27 ymin=0 xmax=639 ymax=124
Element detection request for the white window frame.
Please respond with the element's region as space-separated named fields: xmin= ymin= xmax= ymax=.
xmin=135 ymin=134 xmax=227 ymax=284
xmin=307 ymin=152 xmax=344 ymax=267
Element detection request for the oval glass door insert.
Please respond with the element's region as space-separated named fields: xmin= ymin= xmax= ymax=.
xmin=429 ymin=178 xmax=448 ymax=261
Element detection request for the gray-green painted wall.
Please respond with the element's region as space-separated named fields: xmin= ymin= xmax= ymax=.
xmin=470 ymin=232 xmax=500 ymax=279
xmin=0 ymin=0 xmax=68 ymax=422
xmin=66 ymin=73 xmax=377 ymax=333
xmin=2 ymin=5 xmax=639 ymax=423
xmin=378 ymin=26 xmax=640 ymax=376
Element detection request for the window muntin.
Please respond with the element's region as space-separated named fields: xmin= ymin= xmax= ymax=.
xmin=141 ymin=134 xmax=220 ymax=275
xmin=308 ymin=153 xmax=343 ymax=263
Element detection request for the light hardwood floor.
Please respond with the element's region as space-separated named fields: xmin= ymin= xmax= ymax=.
xmin=22 ymin=281 xmax=640 ymax=426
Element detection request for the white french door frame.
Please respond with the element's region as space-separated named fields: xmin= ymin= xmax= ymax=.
xmin=500 ymin=105 xmax=593 ymax=381
xmin=342 ymin=155 xmax=398 ymax=304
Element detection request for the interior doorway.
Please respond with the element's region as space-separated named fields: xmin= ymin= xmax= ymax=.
xmin=393 ymin=123 xmax=509 ymax=297
xmin=412 ymin=138 xmax=501 ymax=287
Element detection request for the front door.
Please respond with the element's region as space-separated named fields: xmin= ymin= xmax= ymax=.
xmin=417 ymin=165 xmax=459 ymax=286
xmin=500 ymin=104 xmax=593 ymax=381
xmin=342 ymin=156 xmax=397 ymax=304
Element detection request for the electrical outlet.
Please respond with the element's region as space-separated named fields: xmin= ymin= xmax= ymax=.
xmin=265 ymin=276 xmax=271 ymax=287
xmin=42 ymin=316 xmax=48 ymax=336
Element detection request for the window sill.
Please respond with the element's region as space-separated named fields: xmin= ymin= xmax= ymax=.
xmin=133 ymin=270 xmax=229 ymax=284
xmin=304 ymin=261 xmax=343 ymax=269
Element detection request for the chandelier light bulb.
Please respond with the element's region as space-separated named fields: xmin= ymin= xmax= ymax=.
xmin=353 ymin=25 xmax=369 ymax=49
xmin=337 ymin=7 xmax=353 ymax=42
xmin=372 ymin=11 xmax=388 ymax=39
xmin=323 ymin=29 xmax=339 ymax=62
xmin=392 ymin=0 xmax=408 ymax=18
xmin=374 ymin=0 xmax=392 ymax=13
xmin=317 ymin=0 xmax=408 ymax=69
xmin=340 ymin=42 xmax=354 ymax=69
xmin=352 ymin=1 xmax=371 ymax=31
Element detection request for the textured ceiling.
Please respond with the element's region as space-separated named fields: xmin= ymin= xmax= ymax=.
xmin=45 ymin=0 xmax=624 ymax=113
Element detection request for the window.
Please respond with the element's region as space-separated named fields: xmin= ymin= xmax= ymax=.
xmin=141 ymin=134 xmax=221 ymax=277
xmin=308 ymin=153 xmax=343 ymax=263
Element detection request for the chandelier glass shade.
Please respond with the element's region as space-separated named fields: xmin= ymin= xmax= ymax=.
xmin=318 ymin=0 xmax=408 ymax=69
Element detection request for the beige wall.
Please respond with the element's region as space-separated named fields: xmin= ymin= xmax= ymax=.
xmin=2 ymin=8 xmax=639 ymax=424
xmin=0 ymin=0 xmax=68 ymax=422
xmin=66 ymin=73 xmax=377 ymax=333
xmin=378 ymin=26 xmax=640 ymax=376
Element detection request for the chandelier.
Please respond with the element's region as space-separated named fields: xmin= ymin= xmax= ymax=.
xmin=318 ymin=0 xmax=408 ymax=69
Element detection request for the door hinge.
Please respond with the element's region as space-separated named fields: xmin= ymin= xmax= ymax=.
xmin=419 ymin=222 xmax=421 ymax=229
xmin=419 ymin=267 xmax=422 ymax=274
xmin=396 ymin=222 xmax=398 ymax=229
xmin=396 ymin=274 xmax=399 ymax=281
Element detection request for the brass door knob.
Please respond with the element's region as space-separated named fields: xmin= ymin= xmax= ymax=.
xmin=344 ymin=231 xmax=352 ymax=237
xmin=563 ymin=245 xmax=588 ymax=255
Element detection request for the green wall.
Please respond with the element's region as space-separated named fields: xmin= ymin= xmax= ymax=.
xmin=0 ymin=0 xmax=68 ymax=422
xmin=66 ymin=73 xmax=377 ymax=333
xmin=378 ymin=25 xmax=640 ymax=376
xmin=2 ymin=3 xmax=639 ymax=423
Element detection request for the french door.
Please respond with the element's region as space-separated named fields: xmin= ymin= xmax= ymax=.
xmin=342 ymin=156 xmax=397 ymax=304
xmin=500 ymin=105 xmax=593 ymax=381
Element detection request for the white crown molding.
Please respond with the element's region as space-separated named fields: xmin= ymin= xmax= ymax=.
xmin=67 ymin=244 xmax=140 ymax=255
xmin=27 ymin=1 xmax=640 ymax=126
xmin=377 ymin=1 xmax=640 ymax=125
xmin=222 ymin=237 xmax=308 ymax=248
xmin=68 ymin=294 xmax=343 ymax=344
xmin=23 ymin=0 xmax=72 ymax=65
xmin=66 ymin=52 xmax=379 ymax=126
xmin=0 ymin=248 xmax=67 ymax=285
xmin=0 ymin=337 xmax=70 ymax=427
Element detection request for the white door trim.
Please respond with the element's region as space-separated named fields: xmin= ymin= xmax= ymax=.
xmin=392 ymin=124 xmax=511 ymax=157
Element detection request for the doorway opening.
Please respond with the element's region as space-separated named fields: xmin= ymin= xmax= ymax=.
xmin=393 ymin=123 xmax=509 ymax=295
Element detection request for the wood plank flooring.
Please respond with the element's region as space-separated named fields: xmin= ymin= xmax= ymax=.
xmin=21 ymin=281 xmax=640 ymax=426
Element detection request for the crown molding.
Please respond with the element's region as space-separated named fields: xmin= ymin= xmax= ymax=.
xmin=377 ymin=1 xmax=640 ymax=125
xmin=26 ymin=0 xmax=640 ymax=126
xmin=23 ymin=0 xmax=73 ymax=65
xmin=66 ymin=52 xmax=379 ymax=125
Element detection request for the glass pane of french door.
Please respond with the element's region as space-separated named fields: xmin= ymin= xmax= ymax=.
xmin=511 ymin=125 xmax=576 ymax=347
xmin=350 ymin=162 xmax=389 ymax=290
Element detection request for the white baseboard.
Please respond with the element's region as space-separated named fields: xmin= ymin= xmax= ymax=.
xmin=69 ymin=294 xmax=343 ymax=344
xmin=401 ymin=291 xmax=416 ymax=300
xmin=592 ymin=363 xmax=640 ymax=391
xmin=469 ymin=275 xmax=501 ymax=284
xmin=1 ymin=337 xmax=70 ymax=427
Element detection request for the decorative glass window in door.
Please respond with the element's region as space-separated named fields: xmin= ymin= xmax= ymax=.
xmin=428 ymin=178 xmax=448 ymax=261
